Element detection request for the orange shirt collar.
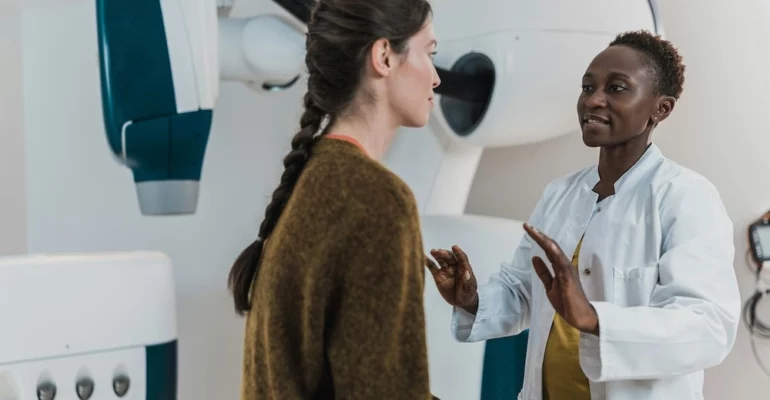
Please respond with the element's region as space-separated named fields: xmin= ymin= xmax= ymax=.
xmin=324 ymin=134 xmax=369 ymax=157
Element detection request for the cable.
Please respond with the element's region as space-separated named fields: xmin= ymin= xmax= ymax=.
xmin=743 ymin=289 xmax=770 ymax=339
xmin=742 ymin=289 xmax=770 ymax=378
xmin=751 ymin=334 xmax=770 ymax=378
xmin=746 ymin=248 xmax=758 ymax=274
xmin=741 ymin=251 xmax=770 ymax=377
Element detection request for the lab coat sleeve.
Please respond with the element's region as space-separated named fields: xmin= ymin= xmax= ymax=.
xmin=579 ymin=177 xmax=741 ymax=381
xmin=450 ymin=185 xmax=552 ymax=343
xmin=450 ymin=235 xmax=536 ymax=342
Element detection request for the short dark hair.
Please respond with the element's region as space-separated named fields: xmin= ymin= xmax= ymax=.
xmin=609 ymin=30 xmax=685 ymax=99
xmin=228 ymin=0 xmax=433 ymax=315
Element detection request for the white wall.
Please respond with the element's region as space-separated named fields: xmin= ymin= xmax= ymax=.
xmin=467 ymin=0 xmax=770 ymax=397
xmin=0 ymin=3 xmax=26 ymax=256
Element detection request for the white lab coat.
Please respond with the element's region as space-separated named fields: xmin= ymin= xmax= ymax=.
xmin=451 ymin=144 xmax=741 ymax=400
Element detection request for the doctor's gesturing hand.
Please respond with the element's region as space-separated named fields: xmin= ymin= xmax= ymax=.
xmin=522 ymin=222 xmax=599 ymax=336
xmin=425 ymin=246 xmax=479 ymax=315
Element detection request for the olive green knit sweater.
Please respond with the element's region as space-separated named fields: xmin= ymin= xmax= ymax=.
xmin=240 ymin=138 xmax=435 ymax=399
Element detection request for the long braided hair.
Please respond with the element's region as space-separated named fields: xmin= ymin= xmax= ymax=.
xmin=228 ymin=0 xmax=433 ymax=315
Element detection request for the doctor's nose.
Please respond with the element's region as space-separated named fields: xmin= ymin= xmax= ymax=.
xmin=583 ymin=91 xmax=608 ymax=109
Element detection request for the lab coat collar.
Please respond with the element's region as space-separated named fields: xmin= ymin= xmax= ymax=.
xmin=585 ymin=143 xmax=662 ymax=193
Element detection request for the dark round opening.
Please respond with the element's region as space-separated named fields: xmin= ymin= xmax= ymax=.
xmin=439 ymin=52 xmax=495 ymax=137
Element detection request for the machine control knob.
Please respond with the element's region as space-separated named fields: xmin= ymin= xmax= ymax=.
xmin=75 ymin=377 xmax=94 ymax=400
xmin=112 ymin=375 xmax=130 ymax=397
xmin=36 ymin=381 xmax=56 ymax=400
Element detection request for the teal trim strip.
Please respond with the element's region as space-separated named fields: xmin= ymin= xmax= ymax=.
xmin=146 ymin=340 xmax=177 ymax=399
xmin=96 ymin=0 xmax=177 ymax=155
xmin=481 ymin=330 xmax=529 ymax=399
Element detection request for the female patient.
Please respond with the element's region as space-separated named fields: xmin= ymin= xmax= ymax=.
xmin=227 ymin=0 xmax=441 ymax=398
xmin=428 ymin=30 xmax=740 ymax=399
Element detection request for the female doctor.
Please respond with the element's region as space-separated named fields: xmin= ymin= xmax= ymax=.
xmin=426 ymin=30 xmax=741 ymax=400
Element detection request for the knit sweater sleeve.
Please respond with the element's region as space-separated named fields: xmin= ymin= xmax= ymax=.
xmin=325 ymin=188 xmax=434 ymax=399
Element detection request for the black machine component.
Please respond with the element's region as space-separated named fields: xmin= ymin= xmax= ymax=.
xmin=439 ymin=53 xmax=495 ymax=136
xmin=273 ymin=0 xmax=313 ymax=24
xmin=749 ymin=212 xmax=770 ymax=264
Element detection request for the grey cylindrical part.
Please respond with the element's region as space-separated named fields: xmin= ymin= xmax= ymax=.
xmin=135 ymin=180 xmax=200 ymax=215
xmin=76 ymin=377 xmax=94 ymax=399
xmin=113 ymin=374 xmax=130 ymax=397
xmin=36 ymin=381 xmax=56 ymax=400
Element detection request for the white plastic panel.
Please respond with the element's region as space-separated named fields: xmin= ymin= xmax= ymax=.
xmin=160 ymin=0 xmax=219 ymax=112
xmin=0 ymin=346 xmax=145 ymax=400
xmin=160 ymin=0 xmax=200 ymax=114
xmin=0 ymin=252 xmax=177 ymax=364
xmin=422 ymin=143 xmax=483 ymax=214
xmin=431 ymin=30 xmax=618 ymax=147
xmin=196 ymin=0 xmax=219 ymax=108
xmin=431 ymin=0 xmax=657 ymax=42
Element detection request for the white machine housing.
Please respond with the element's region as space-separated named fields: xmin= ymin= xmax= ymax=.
xmin=0 ymin=252 xmax=177 ymax=400
xmin=428 ymin=0 xmax=661 ymax=147
xmin=161 ymin=0 xmax=306 ymax=108
xmin=98 ymin=0 xmax=307 ymax=216
xmin=219 ymin=15 xmax=306 ymax=88
xmin=159 ymin=0 xmax=219 ymax=116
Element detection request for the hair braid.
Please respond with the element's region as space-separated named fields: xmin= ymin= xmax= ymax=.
xmin=228 ymin=91 xmax=326 ymax=315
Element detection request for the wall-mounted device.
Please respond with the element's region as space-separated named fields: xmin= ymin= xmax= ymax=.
xmin=0 ymin=252 xmax=177 ymax=400
xmin=96 ymin=0 xmax=306 ymax=216
xmin=748 ymin=210 xmax=770 ymax=265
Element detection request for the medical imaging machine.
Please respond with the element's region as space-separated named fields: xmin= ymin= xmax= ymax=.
xmin=0 ymin=0 xmax=661 ymax=399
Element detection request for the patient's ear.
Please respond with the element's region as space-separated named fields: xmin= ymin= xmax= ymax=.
xmin=370 ymin=38 xmax=395 ymax=77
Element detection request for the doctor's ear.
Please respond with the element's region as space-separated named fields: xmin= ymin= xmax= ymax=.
xmin=652 ymin=96 xmax=676 ymax=124
xmin=370 ymin=38 xmax=396 ymax=77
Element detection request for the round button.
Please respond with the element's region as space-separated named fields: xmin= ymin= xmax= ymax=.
xmin=584 ymin=268 xmax=591 ymax=276
xmin=113 ymin=375 xmax=130 ymax=397
xmin=37 ymin=381 xmax=56 ymax=400
xmin=75 ymin=377 xmax=94 ymax=400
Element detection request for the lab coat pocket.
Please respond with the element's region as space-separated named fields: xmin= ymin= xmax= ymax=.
xmin=612 ymin=265 xmax=659 ymax=307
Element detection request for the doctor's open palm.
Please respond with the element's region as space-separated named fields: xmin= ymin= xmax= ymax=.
xmin=523 ymin=223 xmax=600 ymax=334
xmin=425 ymin=246 xmax=479 ymax=314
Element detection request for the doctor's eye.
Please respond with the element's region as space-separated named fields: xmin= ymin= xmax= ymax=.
xmin=609 ymin=84 xmax=627 ymax=92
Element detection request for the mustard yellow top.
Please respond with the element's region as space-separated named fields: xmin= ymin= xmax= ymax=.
xmin=542 ymin=237 xmax=591 ymax=400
